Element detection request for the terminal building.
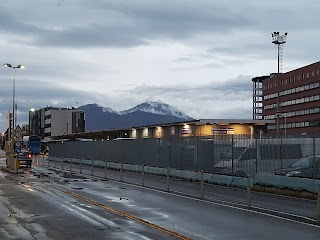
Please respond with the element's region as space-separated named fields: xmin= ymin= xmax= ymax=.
xmin=51 ymin=119 xmax=273 ymax=141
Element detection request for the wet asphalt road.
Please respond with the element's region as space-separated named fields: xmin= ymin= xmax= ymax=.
xmin=1 ymin=155 xmax=320 ymax=239
xmin=45 ymin=157 xmax=317 ymax=221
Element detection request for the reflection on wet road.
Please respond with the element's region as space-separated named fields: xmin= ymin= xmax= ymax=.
xmin=1 ymin=161 xmax=320 ymax=239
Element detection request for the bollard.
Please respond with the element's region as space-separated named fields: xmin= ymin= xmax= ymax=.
xmin=317 ymin=184 xmax=320 ymax=224
xmin=247 ymin=176 xmax=251 ymax=209
xmin=166 ymin=166 xmax=170 ymax=192
xmin=142 ymin=165 xmax=145 ymax=186
xmin=80 ymin=159 xmax=82 ymax=174
xmin=120 ymin=162 xmax=123 ymax=182
xmin=104 ymin=160 xmax=107 ymax=178
xmin=200 ymin=170 xmax=204 ymax=199
xmin=91 ymin=159 xmax=94 ymax=176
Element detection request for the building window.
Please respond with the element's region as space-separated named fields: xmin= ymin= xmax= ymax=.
xmin=312 ymin=71 xmax=315 ymax=77
xmin=306 ymin=72 xmax=310 ymax=78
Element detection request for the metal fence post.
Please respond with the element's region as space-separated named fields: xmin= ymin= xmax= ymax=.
xmin=255 ymin=136 xmax=258 ymax=175
xmin=104 ymin=160 xmax=107 ymax=178
xmin=212 ymin=135 xmax=215 ymax=173
xmin=80 ymin=158 xmax=82 ymax=174
xmin=317 ymin=184 xmax=320 ymax=224
xmin=42 ymin=154 xmax=44 ymax=166
xmin=69 ymin=158 xmax=72 ymax=179
xmin=62 ymin=158 xmax=64 ymax=170
xmin=313 ymin=133 xmax=316 ymax=179
xmin=200 ymin=170 xmax=204 ymax=199
xmin=91 ymin=159 xmax=94 ymax=176
xmin=54 ymin=157 xmax=57 ymax=169
xmin=231 ymin=135 xmax=234 ymax=175
xmin=196 ymin=136 xmax=199 ymax=170
xmin=166 ymin=166 xmax=170 ymax=192
xmin=247 ymin=175 xmax=251 ymax=209
xmin=120 ymin=162 xmax=123 ymax=182
xmin=142 ymin=164 xmax=145 ymax=186
xmin=280 ymin=135 xmax=283 ymax=175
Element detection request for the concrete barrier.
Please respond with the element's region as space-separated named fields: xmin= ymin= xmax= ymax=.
xmin=254 ymin=173 xmax=319 ymax=194
xmin=47 ymin=157 xmax=317 ymax=194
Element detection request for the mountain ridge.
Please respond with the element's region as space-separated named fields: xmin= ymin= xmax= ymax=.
xmin=78 ymin=101 xmax=193 ymax=131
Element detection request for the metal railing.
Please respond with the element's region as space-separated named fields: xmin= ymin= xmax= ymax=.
xmin=48 ymin=134 xmax=320 ymax=177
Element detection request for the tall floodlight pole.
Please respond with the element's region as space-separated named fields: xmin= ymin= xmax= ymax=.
xmin=3 ymin=63 xmax=26 ymax=142
xmin=271 ymin=32 xmax=287 ymax=136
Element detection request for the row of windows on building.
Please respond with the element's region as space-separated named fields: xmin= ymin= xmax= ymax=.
xmin=264 ymin=81 xmax=320 ymax=100
xmin=264 ymin=69 xmax=320 ymax=90
xmin=264 ymin=94 xmax=320 ymax=110
xmin=267 ymin=120 xmax=320 ymax=130
xmin=265 ymin=107 xmax=320 ymax=120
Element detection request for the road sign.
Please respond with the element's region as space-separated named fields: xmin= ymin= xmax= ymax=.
xmin=15 ymin=125 xmax=22 ymax=140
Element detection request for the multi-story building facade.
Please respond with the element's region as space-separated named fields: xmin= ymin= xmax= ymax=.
xmin=29 ymin=107 xmax=85 ymax=139
xmin=252 ymin=75 xmax=269 ymax=120
xmin=261 ymin=61 xmax=320 ymax=134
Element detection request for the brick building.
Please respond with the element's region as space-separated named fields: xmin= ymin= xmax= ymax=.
xmin=261 ymin=61 xmax=320 ymax=134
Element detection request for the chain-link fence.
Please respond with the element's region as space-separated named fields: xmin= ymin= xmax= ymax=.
xmin=49 ymin=134 xmax=320 ymax=178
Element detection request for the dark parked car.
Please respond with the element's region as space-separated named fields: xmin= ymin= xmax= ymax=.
xmin=273 ymin=155 xmax=320 ymax=178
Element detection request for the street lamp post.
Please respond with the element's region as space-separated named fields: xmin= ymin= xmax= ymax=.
xmin=3 ymin=63 xmax=25 ymax=142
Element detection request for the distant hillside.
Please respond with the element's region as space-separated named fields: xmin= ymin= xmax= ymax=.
xmin=78 ymin=101 xmax=193 ymax=131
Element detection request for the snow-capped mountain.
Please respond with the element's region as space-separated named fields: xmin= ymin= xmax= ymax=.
xmin=102 ymin=106 xmax=117 ymax=114
xmin=120 ymin=101 xmax=190 ymax=119
xmin=78 ymin=101 xmax=193 ymax=131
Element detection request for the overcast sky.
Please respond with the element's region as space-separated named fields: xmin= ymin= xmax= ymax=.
xmin=1 ymin=0 xmax=320 ymax=132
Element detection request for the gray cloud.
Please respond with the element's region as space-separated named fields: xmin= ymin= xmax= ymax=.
xmin=0 ymin=78 xmax=99 ymax=131
xmin=0 ymin=0 xmax=319 ymax=132
xmin=115 ymin=74 xmax=253 ymax=119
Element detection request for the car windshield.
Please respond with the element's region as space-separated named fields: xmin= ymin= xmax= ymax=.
xmin=290 ymin=157 xmax=311 ymax=168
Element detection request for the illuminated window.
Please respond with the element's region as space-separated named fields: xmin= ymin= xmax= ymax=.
xmin=143 ymin=128 xmax=149 ymax=138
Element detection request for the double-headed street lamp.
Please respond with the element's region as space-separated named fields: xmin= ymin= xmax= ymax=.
xmin=3 ymin=63 xmax=25 ymax=141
